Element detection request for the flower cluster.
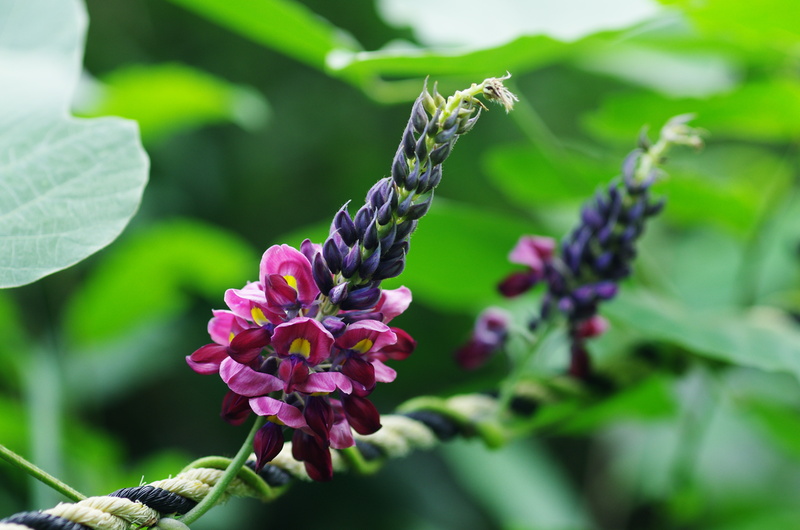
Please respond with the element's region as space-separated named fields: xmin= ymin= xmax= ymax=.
xmin=187 ymin=75 xmax=517 ymax=480
xmin=458 ymin=115 xmax=702 ymax=377
xmin=187 ymin=243 xmax=415 ymax=480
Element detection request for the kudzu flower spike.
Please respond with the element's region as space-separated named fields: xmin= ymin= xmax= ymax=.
xmin=187 ymin=75 xmax=516 ymax=481
xmin=458 ymin=115 xmax=702 ymax=375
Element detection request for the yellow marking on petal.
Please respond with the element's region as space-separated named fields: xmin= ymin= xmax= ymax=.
xmin=289 ymin=338 xmax=312 ymax=357
xmin=228 ymin=332 xmax=235 ymax=343
xmin=267 ymin=415 xmax=284 ymax=425
xmin=283 ymin=274 xmax=298 ymax=291
xmin=353 ymin=338 xmax=374 ymax=354
xmin=251 ymin=307 xmax=270 ymax=326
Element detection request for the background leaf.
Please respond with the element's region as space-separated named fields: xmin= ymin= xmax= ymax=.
xmin=0 ymin=0 xmax=148 ymax=288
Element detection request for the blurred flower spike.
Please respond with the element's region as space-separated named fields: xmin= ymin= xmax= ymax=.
xmin=187 ymin=75 xmax=515 ymax=480
xmin=458 ymin=116 xmax=702 ymax=376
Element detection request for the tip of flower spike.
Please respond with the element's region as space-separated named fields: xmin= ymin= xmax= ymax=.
xmin=481 ymin=72 xmax=519 ymax=113
xmin=661 ymin=113 xmax=704 ymax=149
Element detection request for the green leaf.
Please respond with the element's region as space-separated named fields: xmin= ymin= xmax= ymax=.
xmin=64 ymin=219 xmax=258 ymax=346
xmin=165 ymin=0 xmax=359 ymax=72
xmin=584 ymin=79 xmax=800 ymax=143
xmin=80 ymin=63 xmax=270 ymax=143
xmin=605 ymin=290 xmax=800 ymax=381
xmin=0 ymin=0 xmax=149 ymax=288
xmin=482 ymin=143 xmax=619 ymax=207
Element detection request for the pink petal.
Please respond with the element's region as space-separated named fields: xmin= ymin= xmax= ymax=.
xmin=336 ymin=320 xmax=396 ymax=353
xmin=259 ymin=245 xmax=319 ymax=306
xmin=371 ymin=359 xmax=397 ymax=383
xmin=508 ymin=235 xmax=555 ymax=274
xmin=220 ymin=357 xmax=283 ymax=397
xmin=298 ymin=371 xmax=353 ymax=394
xmin=375 ymin=286 xmax=412 ymax=323
xmin=329 ymin=418 xmax=355 ymax=449
xmin=186 ymin=343 xmax=228 ymax=375
xmin=271 ymin=317 xmax=334 ymax=365
xmin=250 ymin=397 xmax=307 ymax=428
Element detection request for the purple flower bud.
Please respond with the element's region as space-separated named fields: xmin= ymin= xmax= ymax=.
xmin=457 ymin=109 xmax=481 ymax=134
xmin=300 ymin=238 xmax=318 ymax=263
xmin=405 ymin=164 xmax=420 ymax=191
xmin=384 ymin=240 xmax=409 ymax=261
xmin=581 ymin=207 xmax=605 ymax=229
xmin=625 ymin=200 xmax=646 ymax=224
xmin=402 ymin=127 xmax=415 ymax=160
xmin=358 ymin=245 xmax=381 ymax=279
xmin=379 ymin=223 xmax=396 ymax=252
xmin=341 ymin=393 xmax=381 ymax=435
xmin=594 ymin=281 xmax=618 ymax=300
xmin=621 ymin=225 xmax=639 ymax=244
xmin=292 ymin=430 xmax=333 ymax=482
xmin=377 ymin=201 xmax=393 ymax=225
xmin=362 ymin=219 xmax=379 ymax=251
xmin=427 ymin=164 xmax=442 ymax=190
xmin=340 ymin=284 xmax=382 ymax=310
xmin=254 ymin=422 xmax=284 ymax=472
xmin=595 ymin=251 xmax=614 ymax=271
xmin=434 ymin=123 xmax=458 ymax=144
xmin=622 ymin=149 xmax=642 ymax=183
xmin=429 ymin=142 xmax=453 ymax=166
xmin=313 ymin=253 xmax=334 ymax=294
xmin=329 ymin=283 xmax=348 ymax=305
xmin=304 ymin=396 xmax=334 ymax=441
xmin=333 ymin=207 xmax=357 ymax=247
xmin=354 ymin=206 xmax=374 ymax=237
xmin=321 ymin=316 xmax=347 ymax=336
xmin=221 ymin=390 xmax=252 ymax=426
xmin=374 ymin=255 xmax=405 ymax=280
xmin=394 ymin=219 xmax=417 ymax=242
xmin=323 ymin=237 xmax=342 ymax=274
xmin=558 ymin=296 xmax=575 ymax=316
xmin=407 ymin=194 xmax=433 ymax=220
xmin=396 ymin=190 xmax=414 ymax=217
xmin=341 ymin=245 xmax=362 ymax=278
xmin=366 ymin=179 xmax=390 ymax=209
xmin=442 ymin=105 xmax=460 ymax=130
xmin=393 ymin=147 xmax=410 ymax=186
xmin=572 ymin=285 xmax=595 ymax=305
xmin=414 ymin=134 xmax=428 ymax=163
xmin=411 ymin=97 xmax=427 ymax=134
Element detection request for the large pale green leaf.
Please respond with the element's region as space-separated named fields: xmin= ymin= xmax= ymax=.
xmin=80 ymin=63 xmax=270 ymax=143
xmin=0 ymin=0 xmax=149 ymax=288
xmin=64 ymin=219 xmax=258 ymax=346
xmin=605 ymin=290 xmax=800 ymax=381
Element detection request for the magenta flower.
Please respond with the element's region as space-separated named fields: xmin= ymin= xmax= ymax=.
xmin=498 ymin=235 xmax=555 ymax=297
xmin=454 ymin=307 xmax=511 ymax=370
xmin=186 ymin=242 xmax=416 ymax=480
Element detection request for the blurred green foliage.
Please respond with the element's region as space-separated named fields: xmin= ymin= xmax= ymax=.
xmin=2 ymin=0 xmax=800 ymax=528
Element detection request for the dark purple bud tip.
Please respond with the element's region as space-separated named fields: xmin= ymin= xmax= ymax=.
xmin=321 ymin=316 xmax=347 ymax=336
xmin=594 ymin=281 xmax=618 ymax=300
xmin=313 ymin=253 xmax=335 ymax=294
xmin=354 ymin=206 xmax=375 ymax=238
xmin=221 ymin=391 xmax=252 ymax=426
xmin=329 ymin=282 xmax=348 ymax=305
xmin=333 ymin=207 xmax=358 ymax=247
xmin=342 ymin=393 xmax=381 ymax=435
xmin=340 ymin=285 xmax=382 ymax=310
xmin=407 ymin=194 xmax=433 ymax=221
xmin=254 ymin=422 xmax=285 ymax=472
xmin=362 ymin=219 xmax=379 ymax=251
xmin=341 ymin=245 xmax=362 ymax=279
xmin=429 ymin=141 xmax=453 ymax=166
xmin=292 ymin=430 xmax=333 ymax=482
xmin=373 ymin=255 xmax=405 ymax=280
xmin=411 ymin=97 xmax=428 ymax=134
xmin=358 ymin=245 xmax=381 ymax=280
xmin=323 ymin=236 xmax=343 ymax=274
xmin=393 ymin=147 xmax=411 ymax=185
xmin=498 ymin=271 xmax=538 ymax=298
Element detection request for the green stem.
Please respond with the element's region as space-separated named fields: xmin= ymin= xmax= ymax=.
xmin=497 ymin=321 xmax=555 ymax=412
xmin=0 ymin=443 xmax=85 ymax=502
xmin=177 ymin=416 xmax=266 ymax=526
